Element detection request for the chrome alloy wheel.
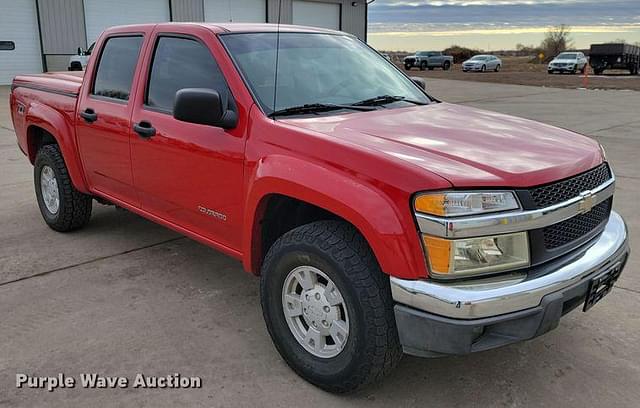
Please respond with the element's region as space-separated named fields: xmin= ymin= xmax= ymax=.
xmin=40 ymin=165 xmax=60 ymax=214
xmin=282 ymin=266 xmax=349 ymax=358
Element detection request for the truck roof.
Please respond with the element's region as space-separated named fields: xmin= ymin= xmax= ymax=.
xmin=103 ymin=22 xmax=347 ymax=36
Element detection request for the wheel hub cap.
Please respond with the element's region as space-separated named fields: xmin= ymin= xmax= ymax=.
xmin=40 ymin=165 xmax=60 ymax=215
xmin=282 ymin=266 xmax=349 ymax=358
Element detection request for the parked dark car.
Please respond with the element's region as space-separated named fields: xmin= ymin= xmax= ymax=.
xmin=404 ymin=51 xmax=453 ymax=71
xmin=589 ymin=43 xmax=640 ymax=75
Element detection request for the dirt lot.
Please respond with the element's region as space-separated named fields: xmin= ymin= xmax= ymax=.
xmin=398 ymin=57 xmax=640 ymax=91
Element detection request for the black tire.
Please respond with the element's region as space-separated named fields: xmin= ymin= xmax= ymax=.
xmin=443 ymin=61 xmax=451 ymax=71
xmin=481 ymin=65 xmax=486 ymax=72
xmin=260 ymin=220 xmax=402 ymax=393
xmin=428 ymin=66 xmax=434 ymax=71
xmin=404 ymin=64 xmax=412 ymax=71
xmin=548 ymin=70 xmax=554 ymax=74
xmin=581 ymin=65 xmax=587 ymax=74
xmin=419 ymin=61 xmax=427 ymax=71
xmin=34 ymin=144 xmax=92 ymax=232
xmin=495 ymin=64 xmax=501 ymax=72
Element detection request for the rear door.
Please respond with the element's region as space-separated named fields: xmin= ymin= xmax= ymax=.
xmin=129 ymin=28 xmax=246 ymax=251
xmin=76 ymin=32 xmax=148 ymax=205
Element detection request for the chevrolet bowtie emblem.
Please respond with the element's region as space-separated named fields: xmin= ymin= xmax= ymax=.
xmin=578 ymin=191 xmax=595 ymax=214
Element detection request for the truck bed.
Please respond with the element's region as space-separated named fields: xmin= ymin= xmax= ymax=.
xmin=12 ymin=71 xmax=84 ymax=97
xmin=10 ymin=71 xmax=84 ymax=163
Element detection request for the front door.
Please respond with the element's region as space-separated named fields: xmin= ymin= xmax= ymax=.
xmin=76 ymin=34 xmax=145 ymax=204
xmin=130 ymin=32 xmax=245 ymax=251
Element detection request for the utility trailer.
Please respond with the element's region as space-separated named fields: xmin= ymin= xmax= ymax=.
xmin=589 ymin=43 xmax=640 ymax=75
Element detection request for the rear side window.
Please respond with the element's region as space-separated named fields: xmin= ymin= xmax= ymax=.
xmin=146 ymin=36 xmax=230 ymax=112
xmin=92 ymin=36 xmax=143 ymax=101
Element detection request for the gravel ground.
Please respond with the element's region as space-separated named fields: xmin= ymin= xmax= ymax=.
xmin=398 ymin=57 xmax=640 ymax=91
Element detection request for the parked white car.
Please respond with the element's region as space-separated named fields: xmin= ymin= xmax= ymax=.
xmin=67 ymin=43 xmax=94 ymax=71
xmin=462 ymin=55 xmax=502 ymax=72
xmin=548 ymin=52 xmax=588 ymax=74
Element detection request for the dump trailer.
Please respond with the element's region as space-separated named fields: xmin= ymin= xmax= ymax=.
xmin=589 ymin=43 xmax=640 ymax=75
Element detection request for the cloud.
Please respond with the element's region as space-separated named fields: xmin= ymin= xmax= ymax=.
xmin=369 ymin=0 xmax=640 ymax=27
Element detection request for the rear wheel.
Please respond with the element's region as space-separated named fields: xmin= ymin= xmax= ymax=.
xmin=34 ymin=144 xmax=92 ymax=232
xmin=419 ymin=61 xmax=427 ymax=71
xmin=443 ymin=61 xmax=451 ymax=71
xmin=495 ymin=64 xmax=501 ymax=72
xmin=260 ymin=220 xmax=402 ymax=393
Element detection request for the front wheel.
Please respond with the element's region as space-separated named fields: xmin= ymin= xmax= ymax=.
xmin=480 ymin=65 xmax=486 ymax=72
xmin=34 ymin=144 xmax=92 ymax=231
xmin=443 ymin=61 xmax=451 ymax=71
xmin=404 ymin=64 xmax=412 ymax=71
xmin=419 ymin=61 xmax=427 ymax=71
xmin=260 ymin=221 xmax=402 ymax=393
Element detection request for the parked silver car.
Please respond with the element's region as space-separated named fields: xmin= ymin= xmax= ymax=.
xmin=462 ymin=55 xmax=502 ymax=72
xmin=548 ymin=52 xmax=588 ymax=74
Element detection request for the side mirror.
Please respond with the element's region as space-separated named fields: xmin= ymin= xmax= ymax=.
xmin=410 ymin=76 xmax=426 ymax=90
xmin=173 ymin=88 xmax=238 ymax=129
xmin=77 ymin=47 xmax=83 ymax=56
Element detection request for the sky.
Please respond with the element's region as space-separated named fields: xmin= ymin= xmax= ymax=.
xmin=367 ymin=0 xmax=640 ymax=52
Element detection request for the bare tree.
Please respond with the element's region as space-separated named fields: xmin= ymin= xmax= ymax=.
xmin=540 ymin=25 xmax=574 ymax=58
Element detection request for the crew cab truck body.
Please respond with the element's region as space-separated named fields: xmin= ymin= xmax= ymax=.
xmin=10 ymin=23 xmax=630 ymax=393
xmin=589 ymin=43 xmax=640 ymax=75
xmin=404 ymin=51 xmax=453 ymax=71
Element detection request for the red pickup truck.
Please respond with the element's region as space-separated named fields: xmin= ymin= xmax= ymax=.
xmin=9 ymin=23 xmax=630 ymax=393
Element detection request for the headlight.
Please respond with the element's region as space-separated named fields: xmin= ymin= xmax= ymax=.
xmin=414 ymin=191 xmax=520 ymax=217
xmin=422 ymin=232 xmax=530 ymax=278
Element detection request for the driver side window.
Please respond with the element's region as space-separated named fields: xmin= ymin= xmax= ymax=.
xmin=146 ymin=35 xmax=230 ymax=113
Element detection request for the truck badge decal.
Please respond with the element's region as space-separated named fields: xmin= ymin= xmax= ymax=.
xmin=578 ymin=191 xmax=595 ymax=214
xmin=198 ymin=206 xmax=227 ymax=221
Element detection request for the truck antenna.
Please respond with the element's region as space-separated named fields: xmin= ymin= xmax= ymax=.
xmin=272 ymin=0 xmax=283 ymax=114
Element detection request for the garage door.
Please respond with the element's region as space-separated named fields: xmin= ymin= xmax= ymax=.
xmin=292 ymin=1 xmax=340 ymax=30
xmin=204 ymin=0 xmax=266 ymax=23
xmin=0 ymin=0 xmax=42 ymax=85
xmin=83 ymin=0 xmax=170 ymax=45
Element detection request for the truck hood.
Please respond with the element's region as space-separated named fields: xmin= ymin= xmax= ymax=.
xmin=281 ymin=103 xmax=602 ymax=188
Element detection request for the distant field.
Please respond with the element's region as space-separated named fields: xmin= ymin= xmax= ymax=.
xmin=395 ymin=57 xmax=640 ymax=91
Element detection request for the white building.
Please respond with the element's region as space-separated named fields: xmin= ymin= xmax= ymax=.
xmin=0 ymin=0 xmax=370 ymax=84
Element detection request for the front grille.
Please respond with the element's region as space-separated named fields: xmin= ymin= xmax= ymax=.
xmin=528 ymin=163 xmax=611 ymax=209
xmin=542 ymin=199 xmax=611 ymax=249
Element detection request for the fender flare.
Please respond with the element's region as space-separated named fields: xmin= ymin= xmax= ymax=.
xmin=25 ymin=102 xmax=90 ymax=193
xmin=242 ymin=155 xmax=427 ymax=279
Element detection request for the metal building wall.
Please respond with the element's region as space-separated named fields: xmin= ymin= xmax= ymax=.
xmin=171 ymin=0 xmax=205 ymax=22
xmin=35 ymin=0 xmax=367 ymax=72
xmin=267 ymin=0 xmax=367 ymax=40
xmin=37 ymin=0 xmax=87 ymax=71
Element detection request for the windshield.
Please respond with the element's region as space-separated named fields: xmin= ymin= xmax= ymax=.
xmin=470 ymin=56 xmax=489 ymax=61
xmin=221 ymin=33 xmax=430 ymax=115
xmin=557 ymin=53 xmax=577 ymax=59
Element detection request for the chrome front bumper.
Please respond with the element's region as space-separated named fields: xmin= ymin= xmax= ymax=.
xmin=391 ymin=211 xmax=629 ymax=319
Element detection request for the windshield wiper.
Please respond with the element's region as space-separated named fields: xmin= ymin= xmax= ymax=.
xmin=351 ymin=95 xmax=427 ymax=107
xmin=269 ymin=103 xmax=374 ymax=118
